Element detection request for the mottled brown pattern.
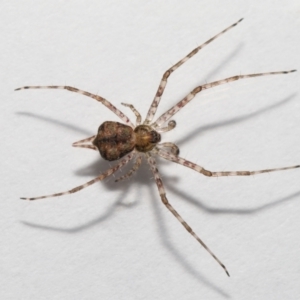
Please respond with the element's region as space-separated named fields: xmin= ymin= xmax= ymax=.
xmin=93 ymin=121 xmax=135 ymax=161
xmin=93 ymin=122 xmax=162 ymax=160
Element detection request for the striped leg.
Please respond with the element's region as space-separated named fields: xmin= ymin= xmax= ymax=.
xmin=146 ymin=153 xmax=229 ymax=276
xmin=156 ymin=120 xmax=176 ymax=133
xmin=156 ymin=143 xmax=180 ymax=156
xmin=121 ymin=103 xmax=142 ymax=125
xmin=72 ymin=135 xmax=97 ymax=151
xmin=15 ymin=86 xmax=134 ymax=127
xmin=153 ymin=70 xmax=296 ymax=127
xmin=157 ymin=149 xmax=300 ymax=177
xmin=20 ymin=153 xmax=134 ymax=201
xmin=144 ymin=18 xmax=243 ymax=125
xmin=115 ymin=155 xmax=142 ymax=182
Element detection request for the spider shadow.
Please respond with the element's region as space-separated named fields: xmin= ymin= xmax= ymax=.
xmin=204 ymin=42 xmax=244 ymax=83
xmin=16 ymin=110 xmax=157 ymax=230
xmin=21 ymin=156 xmax=164 ymax=232
xmin=16 ymin=111 xmax=93 ymax=136
xmin=169 ymin=185 xmax=300 ymax=216
xmin=160 ymin=42 xmax=244 ymax=128
xmin=147 ymin=174 xmax=300 ymax=298
xmin=21 ymin=153 xmax=231 ymax=298
xmin=148 ymin=184 xmax=231 ymax=298
xmin=176 ymin=93 xmax=296 ymax=146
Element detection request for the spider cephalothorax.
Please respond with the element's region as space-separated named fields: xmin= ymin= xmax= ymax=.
xmin=133 ymin=125 xmax=161 ymax=152
xmin=17 ymin=18 xmax=299 ymax=276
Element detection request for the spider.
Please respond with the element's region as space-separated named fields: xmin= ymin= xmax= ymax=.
xmin=16 ymin=18 xmax=299 ymax=277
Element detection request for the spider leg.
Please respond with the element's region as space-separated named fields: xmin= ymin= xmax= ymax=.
xmin=15 ymin=86 xmax=134 ymax=127
xmin=72 ymin=136 xmax=97 ymax=151
xmin=121 ymin=103 xmax=142 ymax=125
xmin=157 ymin=149 xmax=300 ymax=177
xmin=153 ymin=70 xmax=296 ymax=127
xmin=73 ymin=135 xmax=96 ymax=145
xmin=144 ymin=18 xmax=243 ymax=125
xmin=156 ymin=120 xmax=176 ymax=133
xmin=115 ymin=155 xmax=142 ymax=182
xmin=72 ymin=144 xmax=97 ymax=151
xmin=146 ymin=153 xmax=229 ymax=276
xmin=157 ymin=143 xmax=180 ymax=156
xmin=20 ymin=153 xmax=134 ymax=201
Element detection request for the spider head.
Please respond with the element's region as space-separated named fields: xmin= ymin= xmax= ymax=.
xmin=134 ymin=125 xmax=161 ymax=153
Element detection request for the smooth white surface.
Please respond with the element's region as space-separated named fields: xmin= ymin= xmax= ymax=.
xmin=1 ymin=1 xmax=300 ymax=299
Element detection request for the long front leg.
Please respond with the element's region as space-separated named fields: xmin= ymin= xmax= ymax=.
xmin=153 ymin=70 xmax=296 ymax=127
xmin=15 ymin=86 xmax=134 ymax=127
xmin=144 ymin=18 xmax=243 ymax=125
xmin=146 ymin=153 xmax=229 ymax=276
xmin=157 ymin=149 xmax=300 ymax=177
xmin=21 ymin=153 xmax=134 ymax=201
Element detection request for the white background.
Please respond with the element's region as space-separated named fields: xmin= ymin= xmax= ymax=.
xmin=1 ymin=1 xmax=300 ymax=299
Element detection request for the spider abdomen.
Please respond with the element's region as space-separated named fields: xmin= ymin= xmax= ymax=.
xmin=93 ymin=121 xmax=135 ymax=161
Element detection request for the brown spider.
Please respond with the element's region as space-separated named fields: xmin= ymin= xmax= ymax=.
xmin=16 ymin=18 xmax=299 ymax=277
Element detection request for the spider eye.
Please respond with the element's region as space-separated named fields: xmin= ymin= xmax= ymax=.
xmin=150 ymin=131 xmax=161 ymax=143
